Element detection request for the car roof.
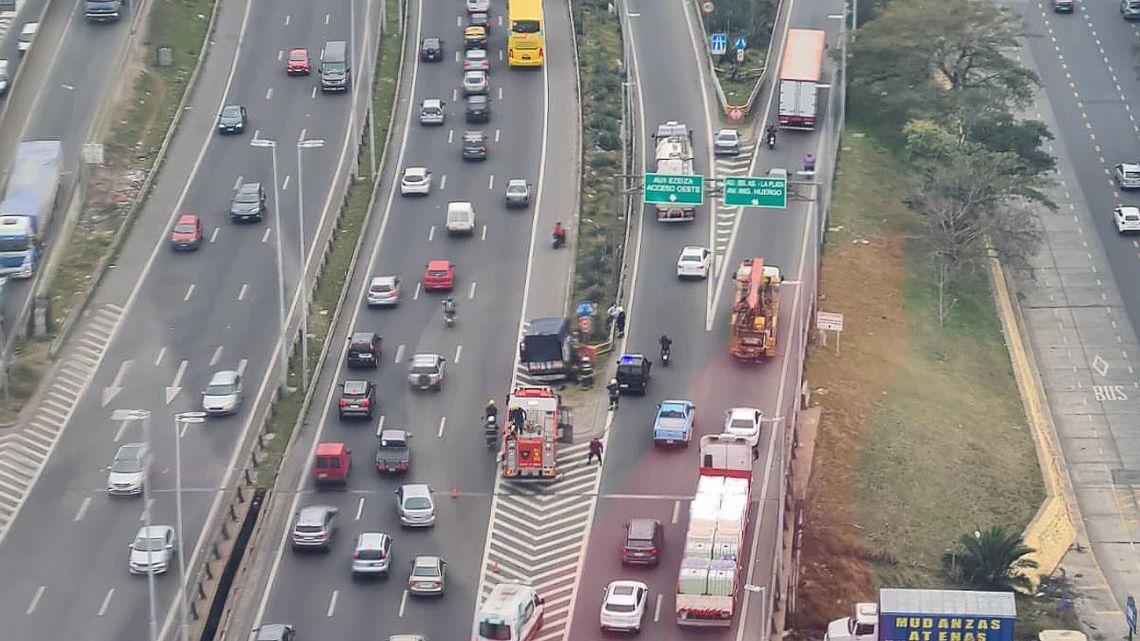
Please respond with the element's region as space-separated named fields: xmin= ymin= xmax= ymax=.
xmin=298 ymin=505 xmax=335 ymax=522
xmin=404 ymin=166 xmax=429 ymax=176
xmin=256 ymin=624 xmax=293 ymax=641
xmin=426 ymin=259 xmax=452 ymax=269
xmin=727 ymin=406 xmax=760 ymax=418
xmin=356 ymin=531 xmax=389 ymax=548
xmin=222 ymin=104 xmax=242 ymax=113
xmin=464 ymin=69 xmax=486 ymax=78
xmin=289 ymin=47 xmax=307 ymax=54
xmin=209 ymin=370 xmax=239 ymax=384
xmin=238 ymin=181 xmax=262 ymax=192
xmin=351 ymin=331 xmax=377 ymax=342
xmin=465 ymin=25 xmax=486 ymax=35
xmin=1120 ymin=206 xmax=1140 ymax=215
xmin=379 ymin=429 xmax=408 ymax=445
xmin=507 ymin=178 xmax=528 ymax=187
xmin=422 ymin=97 xmax=443 ymax=107
xmin=423 ymin=36 xmax=441 ymax=44
xmin=1121 ymin=162 xmax=1140 ymax=170
xmin=412 ymin=353 xmax=442 ymax=365
xmin=177 ymin=213 xmax=198 ymax=224
xmin=466 ymin=48 xmax=487 ymax=57
xmin=136 ymin=525 xmax=173 ymax=537
xmin=401 ymin=483 xmax=432 ymax=498
xmin=343 ymin=380 xmax=370 ymax=394
xmin=606 ymin=580 xmax=647 ymax=601
xmin=619 ymin=353 xmax=647 ymax=364
xmin=463 ymin=130 xmax=485 ymax=140
xmin=371 ymin=275 xmax=398 ymax=287
xmin=680 ymin=245 xmax=706 ymax=255
xmin=467 ymin=94 xmax=488 ymax=102
xmin=413 ymin=555 xmax=442 ymax=566
xmin=117 ymin=442 xmax=146 ymax=457
xmin=716 ymin=128 xmax=738 ymax=137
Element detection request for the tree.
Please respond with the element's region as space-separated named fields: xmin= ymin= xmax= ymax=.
xmin=942 ymin=525 xmax=1038 ymax=591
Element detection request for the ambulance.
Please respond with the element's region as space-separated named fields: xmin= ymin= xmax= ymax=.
xmin=472 ymin=583 xmax=544 ymax=641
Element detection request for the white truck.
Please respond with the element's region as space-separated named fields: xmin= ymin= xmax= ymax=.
xmin=777 ymin=29 xmax=826 ymax=129
xmin=675 ymin=434 xmax=754 ymax=626
xmin=653 ymin=121 xmax=696 ymax=222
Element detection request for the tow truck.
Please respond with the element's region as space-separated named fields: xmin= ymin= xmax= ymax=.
xmin=728 ymin=257 xmax=781 ymax=361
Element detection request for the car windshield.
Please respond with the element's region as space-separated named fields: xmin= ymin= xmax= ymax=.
xmin=205 ymin=383 xmax=234 ymax=395
xmin=235 ymin=192 xmax=258 ymax=203
xmin=111 ymin=457 xmax=141 ymax=473
xmin=729 ymin=418 xmax=754 ymax=430
xmin=222 ymin=107 xmax=241 ymax=118
xmin=134 ymin=536 xmax=165 ymax=551
xmin=173 ymin=223 xmax=195 ymax=233
xmin=660 ymin=409 xmax=686 ymax=419
xmin=508 ymin=184 xmax=525 ymax=193
xmin=404 ymin=172 xmax=424 ymax=182
xmin=289 ymin=51 xmax=306 ymax=61
xmin=412 ymin=563 xmax=440 ymax=577
xmin=371 ymin=283 xmax=393 ymax=292
xmin=295 ymin=524 xmax=322 ymax=533
xmin=404 ymin=496 xmax=432 ymax=510
xmin=512 ymin=19 xmax=541 ymax=33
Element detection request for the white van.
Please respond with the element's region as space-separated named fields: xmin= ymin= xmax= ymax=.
xmin=446 ymin=201 xmax=477 ymax=235
xmin=472 ymin=583 xmax=545 ymax=641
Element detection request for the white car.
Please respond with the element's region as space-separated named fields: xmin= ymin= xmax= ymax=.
xmin=466 ymin=0 xmax=489 ymax=12
xmin=129 ymin=525 xmax=176 ymax=575
xmin=723 ymin=406 xmax=763 ymax=447
xmin=17 ymin=23 xmax=37 ymax=53
xmin=401 ymin=167 xmax=432 ymax=196
xmin=464 ymin=48 xmax=490 ymax=72
xmin=1115 ymin=206 xmax=1140 ymax=234
xmin=107 ymin=442 xmax=148 ymax=496
xmin=446 ymin=201 xmax=477 ymax=235
xmin=463 ymin=70 xmax=489 ymax=95
xmin=676 ymin=245 xmax=712 ymax=279
xmin=1115 ymin=163 xmax=1140 ymax=189
xmin=600 ymin=580 xmax=649 ymax=632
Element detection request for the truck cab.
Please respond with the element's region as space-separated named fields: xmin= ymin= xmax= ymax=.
xmin=0 ymin=215 xmax=35 ymax=278
xmin=519 ymin=317 xmax=577 ymax=381
xmin=824 ymin=602 xmax=878 ymax=641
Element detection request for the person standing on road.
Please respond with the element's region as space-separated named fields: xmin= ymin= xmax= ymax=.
xmin=615 ymin=306 xmax=627 ymax=338
xmin=607 ymin=378 xmax=620 ymax=411
xmin=587 ymin=437 xmax=604 ymax=464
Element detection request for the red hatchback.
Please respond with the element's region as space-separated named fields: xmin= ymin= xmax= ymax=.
xmin=423 ymin=260 xmax=455 ymax=291
xmin=170 ymin=214 xmax=202 ymax=251
xmin=286 ymin=48 xmax=311 ymax=75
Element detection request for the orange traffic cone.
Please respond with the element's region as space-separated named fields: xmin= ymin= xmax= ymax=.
xmin=451 ymin=484 xmax=458 ymax=498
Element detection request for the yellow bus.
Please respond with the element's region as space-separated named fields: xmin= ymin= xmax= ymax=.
xmin=507 ymin=0 xmax=544 ymax=67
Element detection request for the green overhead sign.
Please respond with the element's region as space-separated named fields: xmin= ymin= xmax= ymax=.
xmin=723 ymin=176 xmax=786 ymax=209
xmin=644 ymin=173 xmax=705 ymax=206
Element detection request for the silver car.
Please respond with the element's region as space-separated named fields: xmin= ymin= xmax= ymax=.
xmin=466 ymin=0 xmax=489 ymax=12
xmin=408 ymin=555 xmax=446 ymax=595
xmin=714 ymin=128 xmax=741 ymax=156
xmin=504 ymin=179 xmax=531 ymax=208
xmin=395 ymin=483 xmax=436 ymax=527
xmin=419 ymin=98 xmax=445 ymax=125
xmin=107 ymin=442 xmax=148 ymax=496
xmin=463 ymin=48 xmax=490 ymax=72
xmin=352 ymin=532 xmax=392 ymax=577
xmin=129 ymin=525 xmax=175 ymax=574
xmin=462 ymin=70 xmax=488 ymax=96
xmin=1115 ymin=162 xmax=1140 ymax=189
xmin=407 ymin=353 xmax=446 ymax=391
xmin=202 ymin=370 xmax=243 ymax=415
xmin=366 ymin=275 xmax=402 ymax=306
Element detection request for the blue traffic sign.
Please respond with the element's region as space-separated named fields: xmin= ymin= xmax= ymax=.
xmin=710 ymin=32 xmax=727 ymax=56
xmin=734 ymin=36 xmax=748 ymax=50
xmin=577 ymin=300 xmax=597 ymax=319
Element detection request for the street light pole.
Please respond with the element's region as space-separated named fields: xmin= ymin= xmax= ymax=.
xmin=296 ymin=139 xmax=325 ymax=392
xmin=113 ymin=409 xmax=157 ymax=641
xmin=250 ymin=139 xmax=288 ymax=389
xmin=173 ymin=411 xmax=205 ymax=641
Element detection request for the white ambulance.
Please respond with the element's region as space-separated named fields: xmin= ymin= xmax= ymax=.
xmin=472 ymin=583 xmax=544 ymax=641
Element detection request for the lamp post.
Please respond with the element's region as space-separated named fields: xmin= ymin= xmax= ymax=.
xmin=827 ymin=9 xmax=848 ymax=89
xmin=296 ymin=139 xmax=325 ymax=392
xmin=172 ymin=411 xmax=206 ymax=641
xmin=249 ymin=139 xmax=289 ymax=388
xmin=111 ymin=409 xmax=157 ymax=641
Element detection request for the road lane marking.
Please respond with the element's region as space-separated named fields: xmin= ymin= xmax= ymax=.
xmin=455 ymin=50 xmax=461 ymax=62
xmin=480 ymin=225 xmax=487 ymax=241
xmin=113 ymin=420 xmax=130 ymax=442
xmin=311 ymin=86 xmax=317 ymax=99
xmin=26 ymin=585 xmax=45 ymax=614
xmin=454 ymin=345 xmax=462 ymax=364
xmin=283 ymin=15 xmax=290 ymax=26
xmin=498 ymin=87 xmax=503 ymax=100
xmin=399 ymin=590 xmax=408 ymax=617
xmin=440 ymin=174 xmax=447 ymax=190
xmin=237 ymin=359 xmax=248 ymax=376
xmin=183 ymin=284 xmax=195 ymax=302
xmin=448 ymin=129 xmax=454 ymax=144
xmin=375 ymin=415 xmax=386 ymax=437
xmin=233 ymin=176 xmax=244 ymax=190
xmin=209 ymin=345 xmax=224 ymax=367
xmin=166 ymin=360 xmax=188 ymax=404
xmin=428 ymin=225 xmax=435 ymax=242
xmin=325 ymin=13 xmax=330 ymax=24
xmin=74 ymin=497 xmax=91 ymax=521
xmin=499 ymin=49 xmax=503 ymax=61
xmin=413 ymin=282 xmax=421 ymax=300
xmin=102 ymin=359 xmax=132 ymax=407
xmin=326 ymin=590 xmax=338 ymax=617
xmin=238 ymin=284 xmax=248 ymax=300
xmin=395 ymin=344 xmax=406 ymax=364
xmin=253 ymin=129 xmax=260 ymax=139
xmin=140 ymin=498 xmax=154 ymax=521
xmin=210 ymin=227 xmax=220 ymax=243
xmin=282 ymin=175 xmax=291 ymax=191
xmin=262 ymin=227 xmax=272 ymax=243
xmin=672 ymin=500 xmax=681 ymax=524
xmin=356 ymin=497 xmax=365 ymax=520
xmin=468 ymin=281 xmax=477 ymax=299
xmin=437 ymin=417 xmax=447 ymax=438
xmin=277 ymin=49 xmax=283 ymax=61
xmin=298 ymin=128 xmax=307 ymax=143
xmin=154 ymin=347 xmax=166 ymax=367
xmin=97 ymin=588 xmax=114 ymax=616
xmin=266 ymin=88 xmax=273 ymax=100
xmin=452 ymin=88 xmax=459 ymax=101
xmin=180 ymin=421 xmax=190 ymax=438
xmin=61 ymin=83 xmax=74 ymax=91
xmin=494 ymin=129 xmax=500 ymax=142
xmin=488 ymin=175 xmax=494 ymax=190
xmin=653 ymin=593 xmax=662 ymax=622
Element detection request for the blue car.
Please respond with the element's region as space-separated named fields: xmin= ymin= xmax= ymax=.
xmin=653 ymin=400 xmax=696 ymax=447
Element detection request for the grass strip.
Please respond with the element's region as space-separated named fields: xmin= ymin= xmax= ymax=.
xmin=570 ymin=0 xmax=624 ymax=340
xmin=0 ymin=0 xmax=216 ymax=423
xmin=255 ymin=1 xmax=401 ymax=487
xmin=792 ymin=128 xmax=1061 ymax=636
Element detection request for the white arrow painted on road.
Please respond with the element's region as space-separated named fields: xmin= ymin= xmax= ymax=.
xmin=166 ymin=359 xmax=188 ymax=404
xmin=101 ymin=360 xmax=133 ymax=407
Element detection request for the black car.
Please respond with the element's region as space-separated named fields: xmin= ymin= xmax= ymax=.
xmin=346 ymin=332 xmax=383 ymax=368
xmin=217 ymin=105 xmax=247 ymax=134
xmin=467 ymin=11 xmax=491 ymax=33
xmin=420 ymin=37 xmax=443 ymax=61
xmin=461 ymin=131 xmax=487 ymax=161
xmin=338 ymin=380 xmax=376 ymax=420
xmin=615 ymin=353 xmax=651 ymax=395
xmin=230 ymin=182 xmax=266 ymax=222
xmin=465 ymin=95 xmax=490 ymax=123
xmin=375 ymin=429 xmax=411 ymax=473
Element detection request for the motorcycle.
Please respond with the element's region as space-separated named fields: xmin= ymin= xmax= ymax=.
xmin=444 ymin=306 xmax=456 ymax=328
xmin=766 ymin=132 xmax=776 ymax=149
xmin=660 ymin=346 xmax=671 ymax=367
xmin=551 ymin=232 xmax=566 ymax=249
xmin=483 ymin=414 xmax=498 ymax=448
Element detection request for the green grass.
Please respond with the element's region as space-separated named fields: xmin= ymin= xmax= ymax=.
xmin=713 ymin=54 xmax=764 ymax=107
xmin=255 ymin=0 xmax=402 ymax=487
xmin=571 ymin=0 xmax=625 ymax=340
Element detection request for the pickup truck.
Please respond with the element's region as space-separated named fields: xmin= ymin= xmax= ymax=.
xmin=374 ymin=429 xmax=410 ymax=473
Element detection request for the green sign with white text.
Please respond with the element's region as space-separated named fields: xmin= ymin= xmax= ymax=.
xmin=723 ymin=176 xmax=786 ymax=209
xmin=644 ymin=173 xmax=705 ymax=206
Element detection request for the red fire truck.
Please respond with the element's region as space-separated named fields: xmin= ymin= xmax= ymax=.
xmin=501 ymin=386 xmax=570 ymax=479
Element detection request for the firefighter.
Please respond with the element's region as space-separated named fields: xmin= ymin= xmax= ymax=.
xmin=606 ymin=378 xmax=620 ymax=411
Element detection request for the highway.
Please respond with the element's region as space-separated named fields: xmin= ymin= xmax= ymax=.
xmin=563 ymin=0 xmax=837 ymax=638
xmin=241 ymin=0 xmax=580 ymax=639
xmin=0 ymin=0 xmax=376 ymax=638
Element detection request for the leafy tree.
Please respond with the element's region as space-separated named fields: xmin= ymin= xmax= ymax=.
xmin=942 ymin=525 xmax=1038 ymax=591
xmin=706 ymin=0 xmax=777 ymax=58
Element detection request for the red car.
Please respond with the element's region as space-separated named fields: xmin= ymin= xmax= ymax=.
xmin=286 ymin=48 xmax=311 ymax=75
xmin=170 ymin=214 xmax=202 ymax=251
xmin=423 ymin=260 xmax=455 ymax=291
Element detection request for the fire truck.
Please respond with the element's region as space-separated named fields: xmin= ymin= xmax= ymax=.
xmin=501 ymin=386 xmax=571 ymax=480
xmin=728 ymin=257 xmax=781 ymax=361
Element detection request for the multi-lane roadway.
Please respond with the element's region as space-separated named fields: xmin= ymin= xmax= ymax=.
xmin=0 ymin=0 xmax=376 ymax=639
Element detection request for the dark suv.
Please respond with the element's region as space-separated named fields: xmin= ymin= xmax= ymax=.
xmin=346 ymin=332 xmax=383 ymax=368
xmin=338 ymin=380 xmax=375 ymax=420
xmin=621 ymin=518 xmax=663 ymax=565
xmin=461 ymin=131 xmax=487 ymax=161
xmin=615 ymin=353 xmax=651 ymax=395
xmin=420 ymin=37 xmax=443 ymax=61
xmin=465 ymin=95 xmax=490 ymax=123
xmin=230 ymin=182 xmax=266 ymax=222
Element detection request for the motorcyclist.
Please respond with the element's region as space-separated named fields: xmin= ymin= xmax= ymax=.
xmin=552 ymin=221 xmax=567 ymax=245
xmin=484 ymin=398 xmax=498 ymax=421
xmin=803 ymin=153 xmax=816 ymax=172
xmin=659 ymin=334 xmax=673 ymax=355
xmin=443 ymin=296 xmax=456 ymax=318
xmin=765 ymin=124 xmax=777 ymax=147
